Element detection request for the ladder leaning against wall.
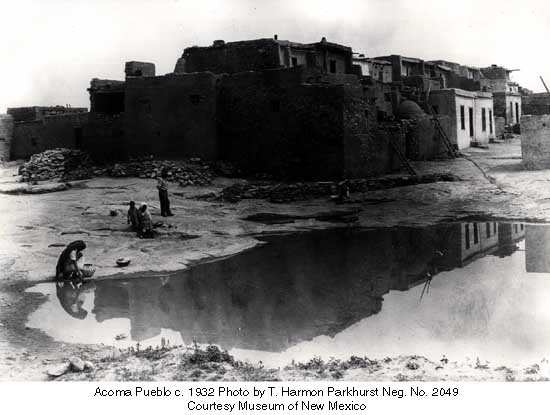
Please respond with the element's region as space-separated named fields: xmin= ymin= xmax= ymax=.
xmin=425 ymin=89 xmax=459 ymax=159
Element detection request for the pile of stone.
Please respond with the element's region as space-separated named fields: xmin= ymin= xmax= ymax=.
xmin=219 ymin=173 xmax=459 ymax=203
xmin=18 ymin=148 xmax=92 ymax=182
xmin=220 ymin=181 xmax=336 ymax=203
xmin=107 ymin=158 xmax=214 ymax=186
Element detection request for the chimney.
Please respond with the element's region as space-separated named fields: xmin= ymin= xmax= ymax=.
xmin=274 ymin=34 xmax=278 ymax=40
xmin=213 ymin=39 xmax=225 ymax=47
xmin=321 ymin=37 xmax=327 ymax=43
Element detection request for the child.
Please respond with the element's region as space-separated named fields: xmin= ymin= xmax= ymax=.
xmin=138 ymin=204 xmax=154 ymax=239
xmin=127 ymin=201 xmax=139 ymax=231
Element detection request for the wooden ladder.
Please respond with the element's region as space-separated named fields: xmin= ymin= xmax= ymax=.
xmin=427 ymin=104 xmax=459 ymax=158
xmin=390 ymin=138 xmax=417 ymax=175
xmin=424 ymin=89 xmax=459 ymax=158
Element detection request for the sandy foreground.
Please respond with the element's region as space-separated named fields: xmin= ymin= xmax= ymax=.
xmin=1 ymin=138 xmax=549 ymax=381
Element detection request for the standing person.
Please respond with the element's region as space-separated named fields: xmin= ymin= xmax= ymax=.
xmin=55 ymin=240 xmax=86 ymax=280
xmin=127 ymin=201 xmax=139 ymax=231
xmin=138 ymin=204 xmax=154 ymax=239
xmin=157 ymin=169 xmax=174 ymax=217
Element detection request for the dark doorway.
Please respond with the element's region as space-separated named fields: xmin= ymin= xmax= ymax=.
xmin=468 ymin=107 xmax=474 ymax=137
xmin=74 ymin=127 xmax=83 ymax=149
xmin=515 ymin=102 xmax=519 ymax=124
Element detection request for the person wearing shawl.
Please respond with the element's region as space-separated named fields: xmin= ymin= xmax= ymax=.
xmin=55 ymin=240 xmax=86 ymax=280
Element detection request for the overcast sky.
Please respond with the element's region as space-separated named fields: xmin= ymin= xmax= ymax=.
xmin=1 ymin=0 xmax=549 ymax=112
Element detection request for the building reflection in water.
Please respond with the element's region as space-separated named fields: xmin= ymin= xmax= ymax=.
xmin=525 ymin=224 xmax=550 ymax=273
xmin=58 ymin=222 xmax=526 ymax=352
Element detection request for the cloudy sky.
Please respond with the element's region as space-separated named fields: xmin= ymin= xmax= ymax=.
xmin=1 ymin=0 xmax=549 ymax=112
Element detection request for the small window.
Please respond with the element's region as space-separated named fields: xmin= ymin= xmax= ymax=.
xmin=486 ymin=222 xmax=491 ymax=238
xmin=460 ymin=106 xmax=465 ymax=130
xmin=465 ymin=224 xmax=470 ymax=249
xmin=189 ymin=94 xmax=201 ymax=105
xmin=270 ymin=99 xmax=280 ymax=113
xmin=329 ymin=59 xmax=337 ymax=73
xmin=493 ymin=222 xmax=497 ymax=233
xmin=473 ymin=223 xmax=479 ymax=244
xmin=520 ymin=224 xmax=524 ymax=230
xmin=134 ymin=69 xmax=143 ymax=77
xmin=31 ymin=137 xmax=38 ymax=147
xmin=291 ymin=57 xmax=298 ymax=67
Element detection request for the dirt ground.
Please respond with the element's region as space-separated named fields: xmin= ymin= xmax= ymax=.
xmin=1 ymin=137 xmax=549 ymax=381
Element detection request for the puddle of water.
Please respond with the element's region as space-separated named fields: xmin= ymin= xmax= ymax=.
xmin=26 ymin=222 xmax=550 ymax=367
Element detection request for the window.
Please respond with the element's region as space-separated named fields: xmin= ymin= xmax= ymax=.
xmin=465 ymin=224 xmax=470 ymax=249
xmin=189 ymin=94 xmax=201 ymax=105
xmin=482 ymin=108 xmax=486 ymax=132
xmin=384 ymin=93 xmax=392 ymax=102
xmin=489 ymin=110 xmax=493 ymax=134
xmin=473 ymin=223 xmax=479 ymax=244
xmin=270 ymin=99 xmax=280 ymax=113
xmin=510 ymin=102 xmax=513 ymax=123
xmin=329 ymin=59 xmax=337 ymax=73
xmin=291 ymin=57 xmax=298 ymax=67
xmin=469 ymin=107 xmax=474 ymax=137
xmin=486 ymin=222 xmax=491 ymax=238
xmin=515 ymin=102 xmax=520 ymax=124
xmin=520 ymin=224 xmax=524 ymax=230
xmin=460 ymin=106 xmax=465 ymax=130
xmin=493 ymin=222 xmax=497 ymax=233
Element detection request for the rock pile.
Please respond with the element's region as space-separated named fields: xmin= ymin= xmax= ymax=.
xmin=219 ymin=173 xmax=459 ymax=203
xmin=18 ymin=149 xmax=227 ymax=187
xmin=108 ymin=158 xmax=214 ymax=186
xmin=18 ymin=148 xmax=92 ymax=182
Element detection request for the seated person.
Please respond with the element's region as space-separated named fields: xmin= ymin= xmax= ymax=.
xmin=127 ymin=201 xmax=139 ymax=231
xmin=55 ymin=240 xmax=86 ymax=280
xmin=138 ymin=204 xmax=154 ymax=239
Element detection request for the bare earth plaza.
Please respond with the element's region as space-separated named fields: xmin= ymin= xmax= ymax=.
xmin=2 ymin=0 xmax=550 ymax=385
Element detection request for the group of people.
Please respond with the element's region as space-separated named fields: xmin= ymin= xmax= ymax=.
xmin=127 ymin=169 xmax=174 ymax=238
xmin=54 ymin=170 xmax=174 ymax=281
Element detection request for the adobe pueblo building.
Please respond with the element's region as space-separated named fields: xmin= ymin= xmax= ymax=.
xmin=0 ymin=35 xmax=526 ymax=180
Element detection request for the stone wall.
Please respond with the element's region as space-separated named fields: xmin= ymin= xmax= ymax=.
xmin=0 ymin=114 xmax=14 ymax=162
xmin=10 ymin=112 xmax=89 ymax=160
xmin=521 ymin=115 xmax=550 ymax=169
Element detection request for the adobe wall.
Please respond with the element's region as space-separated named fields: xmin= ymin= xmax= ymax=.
xmin=522 ymin=93 xmax=550 ymax=115
xmin=82 ymin=114 xmax=125 ymax=161
xmin=342 ymin=85 xmax=384 ymax=177
xmin=10 ymin=112 xmax=89 ymax=160
xmin=0 ymin=114 xmax=14 ymax=162
xmin=495 ymin=116 xmax=505 ymax=138
xmin=521 ymin=114 xmax=550 ymax=169
xmin=124 ymin=72 xmax=220 ymax=160
xmin=218 ymin=69 xmax=350 ymax=179
xmin=182 ymin=39 xmax=282 ymax=74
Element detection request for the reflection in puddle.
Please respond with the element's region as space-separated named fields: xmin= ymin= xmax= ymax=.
xmin=27 ymin=222 xmax=550 ymax=366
